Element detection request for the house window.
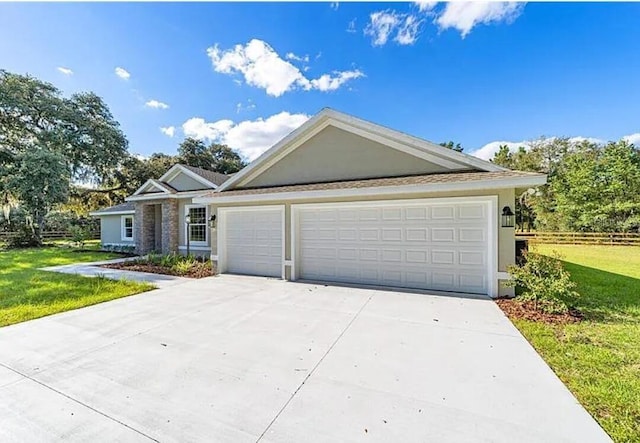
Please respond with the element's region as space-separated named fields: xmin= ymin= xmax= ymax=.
xmin=121 ymin=215 xmax=134 ymax=241
xmin=186 ymin=205 xmax=207 ymax=244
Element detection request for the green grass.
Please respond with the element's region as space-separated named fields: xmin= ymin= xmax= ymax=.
xmin=0 ymin=247 xmax=154 ymax=327
xmin=517 ymin=244 xmax=640 ymax=441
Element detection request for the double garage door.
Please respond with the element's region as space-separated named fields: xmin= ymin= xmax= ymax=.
xmin=219 ymin=198 xmax=494 ymax=295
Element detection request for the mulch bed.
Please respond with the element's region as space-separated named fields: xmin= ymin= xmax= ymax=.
xmin=101 ymin=262 xmax=215 ymax=279
xmin=496 ymin=298 xmax=583 ymax=324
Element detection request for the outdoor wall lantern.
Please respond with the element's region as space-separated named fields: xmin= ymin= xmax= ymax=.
xmin=501 ymin=206 xmax=515 ymax=228
xmin=208 ymin=214 xmax=217 ymax=229
xmin=185 ymin=214 xmax=192 ymax=256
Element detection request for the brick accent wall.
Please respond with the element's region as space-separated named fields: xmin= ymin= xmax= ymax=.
xmin=161 ymin=199 xmax=179 ymax=254
xmin=135 ymin=203 xmax=156 ymax=254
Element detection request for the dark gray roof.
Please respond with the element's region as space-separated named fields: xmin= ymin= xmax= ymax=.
xmin=90 ymin=202 xmax=135 ymax=215
xmin=181 ymin=164 xmax=231 ymax=187
xmin=203 ymin=170 xmax=545 ymax=198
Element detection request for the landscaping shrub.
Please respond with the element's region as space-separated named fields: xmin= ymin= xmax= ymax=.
xmin=69 ymin=225 xmax=90 ymax=248
xmin=506 ymin=251 xmax=580 ymax=314
xmin=6 ymin=224 xmax=40 ymax=248
xmin=101 ymin=243 xmax=136 ymax=254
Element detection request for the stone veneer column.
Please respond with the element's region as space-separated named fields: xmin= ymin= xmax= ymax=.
xmin=161 ymin=199 xmax=179 ymax=254
xmin=135 ymin=203 xmax=156 ymax=255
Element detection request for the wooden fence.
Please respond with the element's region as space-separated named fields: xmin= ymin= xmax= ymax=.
xmin=0 ymin=230 xmax=100 ymax=241
xmin=515 ymin=231 xmax=640 ymax=246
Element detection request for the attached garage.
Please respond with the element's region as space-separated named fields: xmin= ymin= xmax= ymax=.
xmin=196 ymin=108 xmax=547 ymax=298
xmin=217 ymin=206 xmax=284 ymax=278
xmin=292 ymin=197 xmax=496 ymax=296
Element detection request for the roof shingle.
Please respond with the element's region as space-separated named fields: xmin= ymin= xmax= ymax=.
xmin=202 ymin=170 xmax=545 ymax=198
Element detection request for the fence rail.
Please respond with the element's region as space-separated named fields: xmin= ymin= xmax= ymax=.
xmin=516 ymin=231 xmax=640 ymax=246
xmin=0 ymin=230 xmax=100 ymax=241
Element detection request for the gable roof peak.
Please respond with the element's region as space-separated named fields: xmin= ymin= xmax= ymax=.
xmin=216 ymin=108 xmax=506 ymax=192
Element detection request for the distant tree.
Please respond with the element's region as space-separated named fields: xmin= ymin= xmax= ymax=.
xmin=0 ymin=70 xmax=129 ymax=242
xmin=7 ymin=150 xmax=70 ymax=244
xmin=178 ymin=138 xmax=246 ymax=174
xmin=439 ymin=141 xmax=464 ymax=152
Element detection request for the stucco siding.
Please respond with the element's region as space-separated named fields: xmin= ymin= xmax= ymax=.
xmin=99 ymin=214 xmax=135 ymax=246
xmin=242 ymin=126 xmax=471 ymax=189
xmin=168 ymin=172 xmax=209 ymax=192
xmin=209 ymin=188 xmax=516 ymax=296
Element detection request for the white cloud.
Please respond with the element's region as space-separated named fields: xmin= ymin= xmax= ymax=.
xmin=115 ymin=67 xmax=130 ymax=80
xmin=145 ymin=99 xmax=169 ymax=109
xmin=469 ymin=136 xmax=609 ymax=161
xmin=364 ymin=10 xmax=422 ymax=46
xmin=236 ymin=99 xmax=256 ymax=114
xmin=436 ymin=2 xmax=525 ymax=37
xmin=347 ymin=18 xmax=357 ymax=33
xmin=310 ymin=70 xmax=365 ymax=92
xmin=395 ymin=15 xmax=423 ymax=45
xmin=160 ymin=126 xmax=175 ymax=137
xmin=414 ymin=1 xmax=437 ymax=13
xmin=57 ymin=67 xmax=73 ymax=75
xmin=285 ymin=52 xmax=310 ymax=63
xmin=623 ymin=133 xmax=640 ymax=146
xmin=207 ymin=39 xmax=363 ymax=97
xmin=182 ymin=111 xmax=309 ymax=160
xmin=365 ymin=11 xmax=401 ymax=46
xmin=469 ymin=141 xmax=527 ymax=161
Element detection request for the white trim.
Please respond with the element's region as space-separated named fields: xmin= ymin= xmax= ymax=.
xmin=160 ymin=164 xmax=219 ymax=190
xmin=184 ymin=204 xmax=209 ymax=246
xmin=217 ymin=205 xmax=285 ymax=279
xmin=120 ymin=215 xmax=134 ymax=241
xmin=90 ymin=210 xmax=135 ymax=216
xmin=126 ymin=190 xmax=210 ymax=202
xmin=178 ymin=245 xmax=211 ymax=251
xmin=132 ymin=179 xmax=175 ymax=196
xmin=194 ymin=175 xmax=547 ymax=205
xmin=291 ymin=196 xmax=498 ymax=297
xmin=217 ymin=108 xmax=505 ymax=192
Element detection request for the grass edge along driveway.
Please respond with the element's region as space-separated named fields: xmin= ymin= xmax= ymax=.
xmin=516 ymin=244 xmax=640 ymax=442
xmin=0 ymin=247 xmax=154 ymax=328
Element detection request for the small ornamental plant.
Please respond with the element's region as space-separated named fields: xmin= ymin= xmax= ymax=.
xmin=506 ymin=251 xmax=580 ymax=314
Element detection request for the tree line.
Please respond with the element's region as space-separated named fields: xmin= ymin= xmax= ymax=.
xmin=0 ymin=70 xmax=245 ymax=245
xmin=490 ymin=137 xmax=640 ymax=232
xmin=3 ymin=69 xmax=639 ymax=246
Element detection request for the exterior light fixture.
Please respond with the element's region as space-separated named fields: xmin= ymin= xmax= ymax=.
xmin=501 ymin=206 xmax=515 ymax=228
xmin=185 ymin=214 xmax=192 ymax=256
xmin=208 ymin=214 xmax=217 ymax=229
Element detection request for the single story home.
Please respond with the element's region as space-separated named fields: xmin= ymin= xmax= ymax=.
xmin=92 ymin=109 xmax=546 ymax=297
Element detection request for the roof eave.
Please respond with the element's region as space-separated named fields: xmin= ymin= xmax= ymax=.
xmin=194 ymin=174 xmax=547 ymax=205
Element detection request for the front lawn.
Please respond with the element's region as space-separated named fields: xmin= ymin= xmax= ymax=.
xmin=513 ymin=244 xmax=640 ymax=442
xmin=0 ymin=247 xmax=154 ymax=327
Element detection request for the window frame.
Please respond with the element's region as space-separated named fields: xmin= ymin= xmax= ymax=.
xmin=184 ymin=204 xmax=208 ymax=246
xmin=121 ymin=215 xmax=134 ymax=241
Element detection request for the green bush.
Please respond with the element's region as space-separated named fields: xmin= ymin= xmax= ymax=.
xmin=68 ymin=225 xmax=89 ymax=248
xmin=506 ymin=251 xmax=580 ymax=314
xmin=6 ymin=224 xmax=40 ymax=248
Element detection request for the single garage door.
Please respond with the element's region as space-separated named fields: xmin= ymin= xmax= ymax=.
xmin=294 ymin=199 xmax=493 ymax=295
xmin=219 ymin=206 xmax=283 ymax=278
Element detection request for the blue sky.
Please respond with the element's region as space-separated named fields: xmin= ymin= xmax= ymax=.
xmin=1 ymin=1 xmax=639 ymax=161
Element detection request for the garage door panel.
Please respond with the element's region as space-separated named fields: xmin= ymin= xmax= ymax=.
xmin=296 ymin=200 xmax=490 ymax=295
xmin=223 ymin=207 xmax=282 ymax=278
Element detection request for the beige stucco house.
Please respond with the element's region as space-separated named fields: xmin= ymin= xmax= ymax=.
xmin=93 ymin=109 xmax=546 ymax=297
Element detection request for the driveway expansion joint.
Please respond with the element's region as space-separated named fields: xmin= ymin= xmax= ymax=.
xmin=255 ymin=290 xmax=376 ymax=442
xmin=0 ymin=362 xmax=159 ymax=442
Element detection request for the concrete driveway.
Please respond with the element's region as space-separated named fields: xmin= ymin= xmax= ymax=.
xmin=0 ymin=275 xmax=610 ymax=442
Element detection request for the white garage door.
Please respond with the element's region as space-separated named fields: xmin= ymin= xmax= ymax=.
xmin=295 ymin=199 xmax=493 ymax=295
xmin=220 ymin=207 xmax=283 ymax=278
